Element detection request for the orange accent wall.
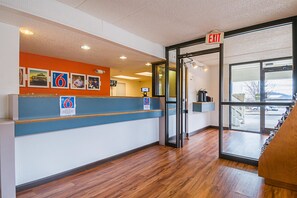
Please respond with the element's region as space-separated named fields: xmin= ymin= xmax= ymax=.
xmin=20 ymin=52 xmax=110 ymax=96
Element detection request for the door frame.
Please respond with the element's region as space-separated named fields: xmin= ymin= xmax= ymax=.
xmin=165 ymin=47 xmax=221 ymax=148
xmin=166 ymin=16 xmax=297 ymax=165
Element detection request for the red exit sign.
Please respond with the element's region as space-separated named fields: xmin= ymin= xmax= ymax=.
xmin=206 ymin=31 xmax=224 ymax=44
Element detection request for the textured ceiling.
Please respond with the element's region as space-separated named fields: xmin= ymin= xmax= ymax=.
xmin=0 ymin=7 xmax=162 ymax=81
xmin=57 ymin=0 xmax=297 ymax=46
xmin=0 ymin=1 xmax=294 ymax=82
xmin=182 ymin=24 xmax=292 ymax=67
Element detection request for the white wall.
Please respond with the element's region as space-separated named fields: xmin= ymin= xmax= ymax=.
xmin=187 ymin=67 xmax=212 ymax=132
xmin=111 ymin=78 xmax=142 ymax=97
xmin=0 ymin=22 xmax=19 ymax=119
xmin=15 ymin=118 xmax=159 ymax=185
xmin=209 ymin=65 xmax=219 ymax=126
xmin=110 ymin=78 xmax=152 ymax=97
xmin=208 ymin=64 xmax=230 ymax=127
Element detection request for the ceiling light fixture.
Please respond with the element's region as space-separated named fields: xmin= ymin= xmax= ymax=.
xmin=113 ymin=75 xmax=139 ymax=80
xmin=184 ymin=58 xmax=208 ymax=71
xmin=81 ymin=45 xmax=90 ymax=50
xmin=120 ymin=56 xmax=127 ymax=60
xmin=19 ymin=28 xmax=34 ymax=35
xmin=191 ymin=62 xmax=199 ymax=69
xmin=145 ymin=62 xmax=152 ymax=66
xmin=135 ymin=72 xmax=152 ymax=77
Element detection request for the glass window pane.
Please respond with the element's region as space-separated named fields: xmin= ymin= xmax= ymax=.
xmin=265 ymin=106 xmax=287 ymax=129
xmin=263 ymin=59 xmax=292 ymax=68
xmin=223 ymin=129 xmax=267 ymax=159
xmin=231 ymin=63 xmax=260 ymax=102
xmin=154 ymin=64 xmax=165 ymax=96
xmin=265 ymin=70 xmax=292 ymax=101
xmin=169 ymin=70 xmax=176 ymax=98
xmin=223 ymin=105 xmax=267 ymax=160
xmin=224 ymin=24 xmax=292 ymax=65
xmin=167 ymin=103 xmax=177 ymax=144
xmin=168 ymin=50 xmax=177 ymax=99
xmin=231 ymin=106 xmax=260 ymax=132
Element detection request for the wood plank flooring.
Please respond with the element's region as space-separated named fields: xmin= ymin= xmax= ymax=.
xmin=17 ymin=128 xmax=297 ymax=198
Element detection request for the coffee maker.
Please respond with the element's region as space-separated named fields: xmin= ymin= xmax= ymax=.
xmin=197 ymin=89 xmax=207 ymax=102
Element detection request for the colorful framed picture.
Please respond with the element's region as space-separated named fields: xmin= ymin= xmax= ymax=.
xmin=28 ymin=68 xmax=49 ymax=88
xmin=51 ymin=71 xmax=69 ymax=89
xmin=87 ymin=75 xmax=101 ymax=90
xmin=19 ymin=67 xmax=26 ymax=87
xmin=71 ymin=73 xmax=86 ymax=90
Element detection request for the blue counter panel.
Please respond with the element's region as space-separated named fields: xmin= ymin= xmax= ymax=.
xmin=18 ymin=97 xmax=160 ymax=120
xmin=15 ymin=110 xmax=162 ymax=137
xmin=77 ymin=97 xmax=160 ymax=115
xmin=19 ymin=97 xmax=60 ymax=119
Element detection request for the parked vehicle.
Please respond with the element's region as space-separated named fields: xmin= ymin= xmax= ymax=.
xmin=265 ymin=106 xmax=278 ymax=111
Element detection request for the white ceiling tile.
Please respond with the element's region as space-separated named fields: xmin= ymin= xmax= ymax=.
xmin=1 ymin=0 xmax=295 ymax=80
xmin=57 ymin=0 xmax=86 ymax=8
xmin=57 ymin=0 xmax=297 ymax=46
xmin=73 ymin=0 xmax=153 ymax=23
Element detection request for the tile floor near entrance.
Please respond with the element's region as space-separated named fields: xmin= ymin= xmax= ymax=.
xmin=17 ymin=128 xmax=297 ymax=198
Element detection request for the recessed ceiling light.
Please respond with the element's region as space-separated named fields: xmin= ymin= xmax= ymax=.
xmin=81 ymin=45 xmax=91 ymax=50
xmin=145 ymin=62 xmax=152 ymax=66
xmin=135 ymin=72 xmax=152 ymax=77
xmin=19 ymin=28 xmax=34 ymax=35
xmin=120 ymin=56 xmax=127 ymax=60
xmin=113 ymin=75 xmax=139 ymax=80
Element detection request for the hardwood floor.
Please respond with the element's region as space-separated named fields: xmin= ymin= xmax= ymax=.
xmin=17 ymin=128 xmax=297 ymax=198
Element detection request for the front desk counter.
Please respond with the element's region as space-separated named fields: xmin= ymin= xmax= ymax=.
xmin=13 ymin=95 xmax=163 ymax=187
xmin=14 ymin=95 xmax=162 ymax=136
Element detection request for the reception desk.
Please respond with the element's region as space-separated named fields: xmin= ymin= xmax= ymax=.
xmin=12 ymin=95 xmax=163 ymax=188
xmin=14 ymin=95 xmax=162 ymax=136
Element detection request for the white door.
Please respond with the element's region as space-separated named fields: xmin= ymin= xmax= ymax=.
xmin=116 ymin=82 xmax=126 ymax=96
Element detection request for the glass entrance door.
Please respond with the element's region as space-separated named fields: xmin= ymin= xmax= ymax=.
xmin=165 ymin=48 xmax=188 ymax=147
xmin=165 ymin=49 xmax=182 ymax=147
xmin=262 ymin=59 xmax=293 ymax=133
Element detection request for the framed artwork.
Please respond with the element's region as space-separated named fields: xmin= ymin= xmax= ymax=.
xmin=51 ymin=71 xmax=69 ymax=89
xmin=71 ymin=73 xmax=86 ymax=90
xmin=87 ymin=75 xmax=101 ymax=90
xmin=19 ymin=67 xmax=26 ymax=87
xmin=28 ymin=68 xmax=49 ymax=88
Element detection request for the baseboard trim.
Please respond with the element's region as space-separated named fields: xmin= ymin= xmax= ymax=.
xmin=16 ymin=141 xmax=159 ymax=192
xmin=209 ymin=125 xmax=229 ymax=130
xmin=188 ymin=126 xmax=213 ymax=136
